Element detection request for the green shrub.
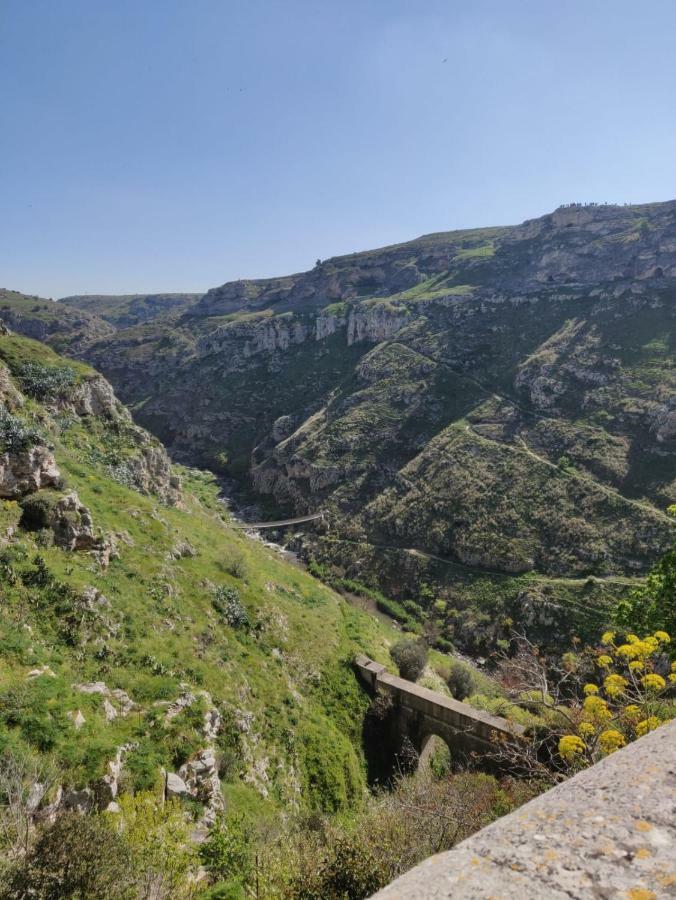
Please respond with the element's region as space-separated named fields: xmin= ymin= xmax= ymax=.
xmin=0 ymin=411 xmax=43 ymax=453
xmin=212 ymin=586 xmax=249 ymax=629
xmin=18 ymin=494 xmax=57 ymax=531
xmin=391 ymin=637 xmax=428 ymax=682
xmin=199 ymin=815 xmax=253 ymax=886
xmin=2 ymin=811 xmax=136 ymax=899
xmin=445 ymin=660 xmax=477 ymax=701
xmin=17 ymin=362 xmax=77 ymax=400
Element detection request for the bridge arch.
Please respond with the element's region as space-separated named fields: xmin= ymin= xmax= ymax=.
xmin=418 ymin=733 xmax=452 ymax=774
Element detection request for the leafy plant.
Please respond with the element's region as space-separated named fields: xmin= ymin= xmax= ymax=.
xmin=0 ymin=411 xmax=43 ymax=453
xmin=2 ymin=811 xmax=136 ymax=899
xmin=212 ymin=586 xmax=249 ymax=629
xmin=391 ymin=637 xmax=428 ymax=682
xmin=199 ymin=814 xmax=253 ymax=886
xmin=17 ymin=362 xmax=77 ymax=400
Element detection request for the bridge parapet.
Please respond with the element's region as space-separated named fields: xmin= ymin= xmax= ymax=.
xmin=355 ymin=654 xmax=524 ymax=759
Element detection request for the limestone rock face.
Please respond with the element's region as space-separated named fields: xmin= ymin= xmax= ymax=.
xmin=178 ymin=748 xmax=224 ymax=824
xmin=123 ymin=439 xmax=181 ymax=505
xmin=650 ymin=399 xmax=676 ymax=443
xmin=66 ymin=375 xmax=118 ymax=418
xmin=0 ymin=445 xmax=60 ymax=498
xmin=347 ymin=306 xmax=410 ymax=345
xmin=166 ymin=772 xmax=188 ymax=797
xmin=197 ymin=315 xmax=311 ymax=360
xmin=50 ymin=491 xmax=101 ymax=551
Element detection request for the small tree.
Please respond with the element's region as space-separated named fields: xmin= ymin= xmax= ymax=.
xmin=0 ymin=749 xmax=56 ymax=873
xmin=199 ymin=814 xmax=253 ymax=887
xmin=445 ymin=661 xmax=476 ymax=701
xmin=615 ymin=506 xmax=676 ymax=639
xmin=391 ymin=637 xmax=428 ymax=682
xmin=117 ymin=791 xmax=197 ymax=899
xmin=3 ymin=811 xmax=136 ymax=899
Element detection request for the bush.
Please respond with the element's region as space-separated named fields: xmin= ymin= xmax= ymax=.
xmin=0 ymin=411 xmax=43 ymax=453
xmin=212 ymin=586 xmax=249 ymax=629
xmin=266 ymin=768 xmax=537 ymax=899
xmin=2 ymin=811 xmax=136 ymax=899
xmin=17 ymin=362 xmax=77 ymax=400
xmin=117 ymin=791 xmax=197 ymax=897
xmin=199 ymin=815 xmax=253 ymax=886
xmin=445 ymin=661 xmax=477 ymax=701
xmin=218 ymin=549 xmax=249 ymax=580
xmin=391 ymin=637 xmax=428 ymax=682
xmin=18 ymin=494 xmax=57 ymax=532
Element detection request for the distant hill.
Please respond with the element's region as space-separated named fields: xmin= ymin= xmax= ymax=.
xmin=3 ymin=200 xmax=675 ymax=655
xmin=60 ymin=292 xmax=203 ymax=327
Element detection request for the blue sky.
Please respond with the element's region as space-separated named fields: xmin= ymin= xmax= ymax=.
xmin=2 ymin=0 xmax=676 ymax=297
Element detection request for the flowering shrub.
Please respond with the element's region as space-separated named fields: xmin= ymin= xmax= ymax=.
xmin=556 ymin=630 xmax=674 ymax=770
xmin=212 ymin=585 xmax=249 ymax=629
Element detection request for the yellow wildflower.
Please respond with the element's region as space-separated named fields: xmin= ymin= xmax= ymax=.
xmin=624 ymin=639 xmax=653 ymax=659
xmin=636 ymin=717 xmax=661 ymax=737
xmin=626 ymin=634 xmax=640 ymax=644
xmin=603 ymin=674 xmax=628 ymax=698
xmin=653 ymin=630 xmax=670 ymax=644
xmin=559 ymin=734 xmax=585 ymax=762
xmin=578 ymin=722 xmax=595 ymax=738
xmin=669 ymin=673 xmax=676 ymax=684
xmin=628 ymin=660 xmax=644 ymax=672
xmin=583 ymin=683 xmax=599 ymax=696
xmin=583 ymin=695 xmax=611 ymax=723
xmin=640 ymin=636 xmax=659 ymax=654
xmin=623 ymin=705 xmax=641 ymax=723
xmin=616 ymin=643 xmax=637 ymax=660
xmin=641 ymin=673 xmax=666 ymax=692
xmin=671 ymin=662 xmax=676 ymax=673
xmin=600 ymin=631 xmax=615 ymax=645
xmin=596 ymin=654 xmax=613 ymax=668
xmin=598 ymin=729 xmax=626 ymax=754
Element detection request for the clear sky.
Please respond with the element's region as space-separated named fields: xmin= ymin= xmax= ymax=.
xmin=2 ymin=0 xmax=676 ymax=298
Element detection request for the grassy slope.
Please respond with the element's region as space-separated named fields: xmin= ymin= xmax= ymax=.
xmin=0 ymin=333 xmax=404 ymax=817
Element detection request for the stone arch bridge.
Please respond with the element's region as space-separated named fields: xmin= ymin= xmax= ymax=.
xmin=355 ymin=655 xmax=524 ymax=771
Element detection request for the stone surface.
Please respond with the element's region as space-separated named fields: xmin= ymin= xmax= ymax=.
xmin=0 ymin=445 xmax=60 ymax=499
xmin=165 ymin=772 xmax=188 ymax=797
xmin=372 ymin=719 xmax=676 ymax=899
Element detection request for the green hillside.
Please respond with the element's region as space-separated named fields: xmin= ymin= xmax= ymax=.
xmin=0 ymin=329 xmax=403 ymax=820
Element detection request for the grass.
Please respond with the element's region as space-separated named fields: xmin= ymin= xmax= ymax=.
xmin=0 ymin=333 xmax=409 ymax=815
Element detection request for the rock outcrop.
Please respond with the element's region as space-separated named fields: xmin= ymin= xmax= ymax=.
xmin=0 ymin=445 xmax=60 ymax=498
